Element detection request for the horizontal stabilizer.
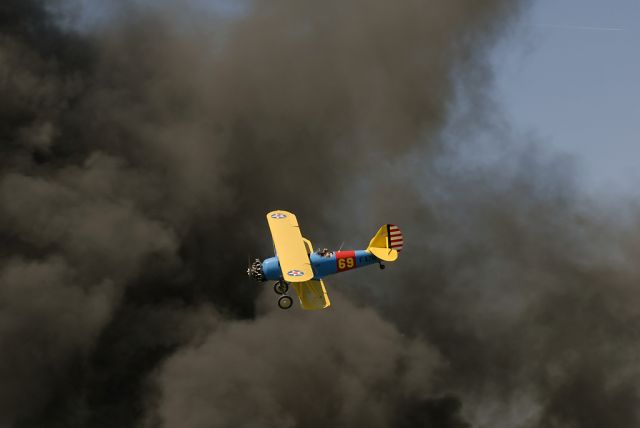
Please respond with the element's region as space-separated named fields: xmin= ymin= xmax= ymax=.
xmin=369 ymin=246 xmax=398 ymax=262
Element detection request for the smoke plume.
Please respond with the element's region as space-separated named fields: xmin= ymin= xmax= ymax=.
xmin=2 ymin=0 xmax=639 ymax=427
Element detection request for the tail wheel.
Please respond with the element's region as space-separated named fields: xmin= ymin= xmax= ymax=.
xmin=278 ymin=295 xmax=293 ymax=310
xmin=274 ymin=281 xmax=289 ymax=295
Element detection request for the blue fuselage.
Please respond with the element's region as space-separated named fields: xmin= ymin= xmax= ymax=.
xmin=262 ymin=250 xmax=379 ymax=281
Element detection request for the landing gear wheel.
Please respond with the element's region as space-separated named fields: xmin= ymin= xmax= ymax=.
xmin=274 ymin=281 xmax=289 ymax=295
xmin=379 ymin=263 xmax=386 ymax=270
xmin=278 ymin=295 xmax=293 ymax=310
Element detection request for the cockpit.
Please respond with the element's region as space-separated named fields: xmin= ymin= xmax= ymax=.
xmin=315 ymin=248 xmax=334 ymax=258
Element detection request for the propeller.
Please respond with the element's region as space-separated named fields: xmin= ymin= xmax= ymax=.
xmin=247 ymin=255 xmax=265 ymax=281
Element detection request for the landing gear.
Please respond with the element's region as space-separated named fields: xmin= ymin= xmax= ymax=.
xmin=274 ymin=281 xmax=293 ymax=309
xmin=273 ymin=281 xmax=289 ymax=295
xmin=379 ymin=263 xmax=386 ymax=270
xmin=278 ymin=295 xmax=293 ymax=310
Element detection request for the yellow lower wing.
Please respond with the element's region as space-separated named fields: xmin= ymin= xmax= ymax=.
xmin=292 ymin=279 xmax=331 ymax=310
xmin=266 ymin=210 xmax=313 ymax=282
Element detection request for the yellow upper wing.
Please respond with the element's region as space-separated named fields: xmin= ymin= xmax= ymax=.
xmin=292 ymin=279 xmax=331 ymax=310
xmin=266 ymin=210 xmax=314 ymax=282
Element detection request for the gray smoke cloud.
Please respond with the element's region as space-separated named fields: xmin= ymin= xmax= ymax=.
xmin=149 ymin=294 xmax=444 ymax=428
xmin=3 ymin=0 xmax=639 ymax=427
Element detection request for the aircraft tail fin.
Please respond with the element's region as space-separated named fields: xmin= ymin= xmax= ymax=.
xmin=367 ymin=224 xmax=403 ymax=262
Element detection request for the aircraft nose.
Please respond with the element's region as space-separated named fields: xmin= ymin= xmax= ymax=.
xmin=247 ymin=258 xmax=265 ymax=281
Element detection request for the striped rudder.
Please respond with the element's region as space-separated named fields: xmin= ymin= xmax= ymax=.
xmin=387 ymin=224 xmax=404 ymax=252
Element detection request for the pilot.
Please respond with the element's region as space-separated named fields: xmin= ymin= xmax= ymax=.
xmin=316 ymin=248 xmax=331 ymax=257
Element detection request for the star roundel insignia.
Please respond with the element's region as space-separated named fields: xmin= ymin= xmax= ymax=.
xmin=271 ymin=213 xmax=287 ymax=219
xmin=287 ymin=269 xmax=305 ymax=277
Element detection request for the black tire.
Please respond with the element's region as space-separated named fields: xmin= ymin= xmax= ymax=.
xmin=278 ymin=295 xmax=293 ymax=310
xmin=274 ymin=281 xmax=289 ymax=295
xmin=379 ymin=264 xmax=386 ymax=270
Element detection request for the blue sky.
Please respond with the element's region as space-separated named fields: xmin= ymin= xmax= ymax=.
xmin=493 ymin=0 xmax=640 ymax=194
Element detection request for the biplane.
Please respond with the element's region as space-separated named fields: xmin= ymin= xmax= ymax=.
xmin=247 ymin=210 xmax=403 ymax=310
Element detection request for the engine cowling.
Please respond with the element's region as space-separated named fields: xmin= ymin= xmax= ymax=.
xmin=247 ymin=259 xmax=265 ymax=282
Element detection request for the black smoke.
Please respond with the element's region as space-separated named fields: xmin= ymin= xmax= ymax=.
xmin=3 ymin=1 xmax=639 ymax=427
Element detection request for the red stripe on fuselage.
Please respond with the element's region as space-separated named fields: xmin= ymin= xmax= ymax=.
xmin=335 ymin=250 xmax=357 ymax=272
